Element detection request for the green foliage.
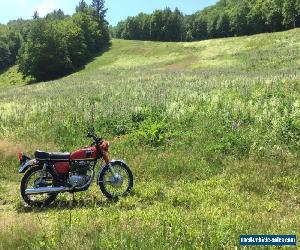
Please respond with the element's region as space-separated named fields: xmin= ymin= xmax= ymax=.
xmin=61 ymin=17 xmax=88 ymax=68
xmin=18 ymin=19 xmax=73 ymax=81
xmin=113 ymin=0 xmax=300 ymax=42
xmin=0 ymin=40 xmax=11 ymax=70
xmin=46 ymin=9 xmax=68 ymax=20
xmin=113 ymin=8 xmax=184 ymax=41
xmin=91 ymin=0 xmax=107 ymax=22
xmin=0 ymin=27 xmax=23 ymax=71
xmin=72 ymin=10 xmax=108 ymax=54
xmin=0 ymin=66 xmax=32 ymax=87
xmin=2 ymin=0 xmax=110 ymax=81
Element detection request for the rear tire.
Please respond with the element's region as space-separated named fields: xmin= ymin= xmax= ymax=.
xmin=21 ymin=165 xmax=58 ymax=207
xmin=99 ymin=161 xmax=133 ymax=200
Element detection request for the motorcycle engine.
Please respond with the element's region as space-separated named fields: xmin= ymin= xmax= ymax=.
xmin=68 ymin=174 xmax=88 ymax=188
xmin=68 ymin=161 xmax=89 ymax=188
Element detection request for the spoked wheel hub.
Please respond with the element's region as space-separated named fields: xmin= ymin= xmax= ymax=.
xmin=110 ymin=174 xmax=123 ymax=188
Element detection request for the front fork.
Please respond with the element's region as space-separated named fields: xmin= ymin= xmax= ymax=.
xmin=103 ymin=151 xmax=117 ymax=177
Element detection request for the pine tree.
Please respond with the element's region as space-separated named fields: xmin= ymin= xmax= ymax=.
xmin=33 ymin=11 xmax=39 ymax=19
xmin=76 ymin=0 xmax=88 ymax=13
xmin=91 ymin=0 xmax=107 ymax=22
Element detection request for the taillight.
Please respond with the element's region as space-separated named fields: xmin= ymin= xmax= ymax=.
xmin=18 ymin=152 xmax=23 ymax=161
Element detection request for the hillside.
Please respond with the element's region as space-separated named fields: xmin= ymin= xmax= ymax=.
xmin=0 ymin=29 xmax=300 ymax=249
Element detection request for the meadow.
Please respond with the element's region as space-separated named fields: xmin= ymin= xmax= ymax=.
xmin=0 ymin=28 xmax=299 ymax=249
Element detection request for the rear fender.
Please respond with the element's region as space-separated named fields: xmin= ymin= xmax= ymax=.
xmin=18 ymin=159 xmax=39 ymax=173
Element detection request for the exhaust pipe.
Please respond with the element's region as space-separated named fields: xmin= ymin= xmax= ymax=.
xmin=25 ymin=171 xmax=95 ymax=195
xmin=25 ymin=186 xmax=71 ymax=195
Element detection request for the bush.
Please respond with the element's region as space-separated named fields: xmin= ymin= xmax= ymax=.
xmin=18 ymin=19 xmax=73 ymax=81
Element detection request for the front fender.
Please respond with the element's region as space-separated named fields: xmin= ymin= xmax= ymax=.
xmin=18 ymin=159 xmax=39 ymax=173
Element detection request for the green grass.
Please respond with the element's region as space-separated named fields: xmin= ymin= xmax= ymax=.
xmin=0 ymin=28 xmax=300 ymax=249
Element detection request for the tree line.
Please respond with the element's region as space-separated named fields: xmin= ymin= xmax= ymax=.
xmin=0 ymin=0 xmax=110 ymax=81
xmin=111 ymin=0 xmax=300 ymax=42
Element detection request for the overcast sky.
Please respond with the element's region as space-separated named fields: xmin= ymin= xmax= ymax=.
xmin=0 ymin=0 xmax=218 ymax=25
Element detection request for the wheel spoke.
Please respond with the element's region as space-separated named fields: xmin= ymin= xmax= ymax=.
xmin=102 ymin=165 xmax=131 ymax=197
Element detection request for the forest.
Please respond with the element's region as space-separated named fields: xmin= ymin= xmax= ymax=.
xmin=0 ymin=0 xmax=110 ymax=81
xmin=1 ymin=0 xmax=299 ymax=81
xmin=112 ymin=0 xmax=300 ymax=41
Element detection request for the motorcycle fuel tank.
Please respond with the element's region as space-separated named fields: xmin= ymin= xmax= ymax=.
xmin=70 ymin=147 xmax=97 ymax=160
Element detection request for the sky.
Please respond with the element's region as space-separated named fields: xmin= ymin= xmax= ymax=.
xmin=0 ymin=0 xmax=218 ymax=26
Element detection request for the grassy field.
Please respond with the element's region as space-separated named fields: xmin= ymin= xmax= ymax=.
xmin=0 ymin=28 xmax=300 ymax=249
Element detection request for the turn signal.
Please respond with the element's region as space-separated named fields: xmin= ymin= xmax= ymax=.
xmin=101 ymin=141 xmax=110 ymax=152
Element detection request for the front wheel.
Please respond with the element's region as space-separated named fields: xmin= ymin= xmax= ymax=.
xmin=98 ymin=161 xmax=133 ymax=199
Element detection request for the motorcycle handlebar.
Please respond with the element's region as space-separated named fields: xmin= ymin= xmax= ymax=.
xmin=86 ymin=132 xmax=102 ymax=144
xmin=86 ymin=132 xmax=94 ymax=138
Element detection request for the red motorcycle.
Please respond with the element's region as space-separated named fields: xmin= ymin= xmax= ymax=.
xmin=18 ymin=132 xmax=133 ymax=207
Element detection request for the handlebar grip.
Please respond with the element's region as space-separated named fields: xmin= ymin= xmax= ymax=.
xmin=86 ymin=132 xmax=93 ymax=138
xmin=87 ymin=132 xmax=102 ymax=143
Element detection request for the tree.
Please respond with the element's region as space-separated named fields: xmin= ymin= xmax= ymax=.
xmin=138 ymin=13 xmax=151 ymax=40
xmin=91 ymin=0 xmax=107 ymax=22
xmin=61 ymin=18 xmax=88 ymax=67
xmin=247 ymin=0 xmax=267 ymax=34
xmin=123 ymin=17 xmax=141 ymax=40
xmin=46 ymin=9 xmax=67 ymax=20
xmin=282 ymin=0 xmax=296 ymax=28
xmin=33 ymin=11 xmax=39 ymax=19
xmin=6 ymin=30 xmax=22 ymax=62
xmin=297 ymin=0 xmax=300 ymax=26
xmin=0 ymin=40 xmax=11 ymax=70
xmin=18 ymin=19 xmax=72 ymax=81
xmin=264 ymin=0 xmax=283 ymax=32
xmin=207 ymin=13 xmax=218 ymax=38
xmin=192 ymin=16 xmax=208 ymax=40
xmin=170 ymin=8 xmax=184 ymax=41
xmin=216 ymin=13 xmax=230 ymax=37
xmin=150 ymin=10 xmax=164 ymax=41
xmin=229 ymin=2 xmax=250 ymax=36
xmin=89 ymin=0 xmax=110 ymax=47
xmin=114 ymin=21 xmax=126 ymax=38
xmin=76 ymin=0 xmax=89 ymax=13
xmin=73 ymin=11 xmax=109 ymax=54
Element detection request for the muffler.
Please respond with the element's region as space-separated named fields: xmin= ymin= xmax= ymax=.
xmin=25 ymin=186 xmax=71 ymax=195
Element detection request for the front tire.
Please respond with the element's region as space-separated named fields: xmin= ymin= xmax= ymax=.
xmin=21 ymin=165 xmax=58 ymax=207
xmin=99 ymin=161 xmax=133 ymax=199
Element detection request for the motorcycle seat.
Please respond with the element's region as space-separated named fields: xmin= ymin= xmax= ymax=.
xmin=35 ymin=150 xmax=70 ymax=161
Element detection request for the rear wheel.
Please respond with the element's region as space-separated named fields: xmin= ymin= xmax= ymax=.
xmin=99 ymin=161 xmax=133 ymax=199
xmin=20 ymin=165 xmax=58 ymax=207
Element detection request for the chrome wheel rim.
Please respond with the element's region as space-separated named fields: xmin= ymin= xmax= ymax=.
xmin=103 ymin=165 xmax=130 ymax=197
